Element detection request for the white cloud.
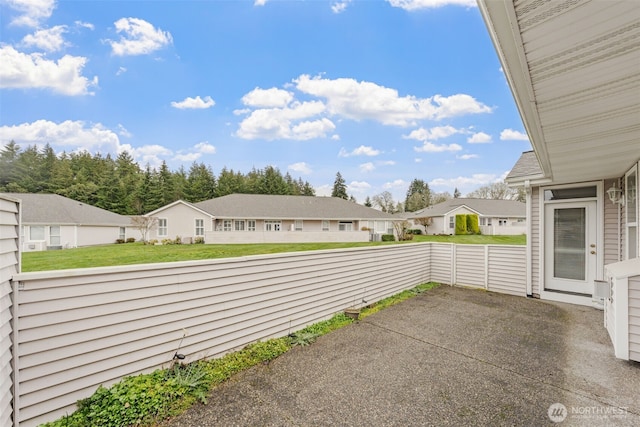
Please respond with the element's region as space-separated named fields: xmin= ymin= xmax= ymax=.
xmin=315 ymin=184 xmax=332 ymax=197
xmin=403 ymin=125 xmax=462 ymax=141
xmin=429 ymin=173 xmax=501 ymax=189
xmin=0 ymin=119 xmax=121 ymax=152
xmin=359 ymin=162 xmax=375 ymax=173
xmin=414 ymin=158 xmax=422 ymax=163
xmin=194 ymin=141 xmax=216 ymax=154
xmin=457 ymin=154 xmax=478 ymax=160
xmin=133 ymin=144 xmax=173 ymax=167
xmin=75 ymin=21 xmax=94 ymax=30
xmin=500 ymin=128 xmax=529 ymax=141
xmin=331 ymin=134 xmax=340 ymax=140
xmin=378 ymin=160 xmax=396 ymax=166
xmin=254 ymin=0 xmax=268 ymax=5
xmin=288 ymin=162 xmax=312 ymax=175
xmin=109 ymin=18 xmax=173 ymax=56
xmin=117 ymin=124 xmax=132 ymax=137
xmin=173 ymin=152 xmax=201 ymax=162
xmin=21 ymin=25 xmax=67 ymax=52
xmin=242 ymin=87 xmax=293 ymax=108
xmin=467 ymin=132 xmax=492 ymax=144
xmin=236 ymin=101 xmax=335 ymax=141
xmin=116 ymin=66 xmax=127 ymax=76
xmin=338 ymin=145 xmax=380 ymax=157
xmin=414 ymin=142 xmax=462 ymax=153
xmin=294 ymin=74 xmax=491 ymax=126
xmin=348 ymin=181 xmax=371 ymax=192
xmin=0 ymin=45 xmax=97 ymax=95
xmin=383 ymin=179 xmax=406 ymax=189
xmin=171 ymin=95 xmax=215 ymax=110
xmin=386 ymin=0 xmax=476 ymax=11
xmin=6 ymin=0 xmax=56 ymax=27
xmin=331 ymin=1 xmax=351 ymax=13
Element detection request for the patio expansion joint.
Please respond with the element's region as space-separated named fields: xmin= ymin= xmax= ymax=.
xmin=362 ymin=319 xmax=638 ymax=416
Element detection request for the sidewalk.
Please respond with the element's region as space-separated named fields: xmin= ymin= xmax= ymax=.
xmin=166 ymin=285 xmax=640 ymax=426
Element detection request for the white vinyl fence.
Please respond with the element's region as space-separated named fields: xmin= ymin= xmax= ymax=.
xmin=1 ymin=196 xmax=20 ymax=427
xmin=6 ymin=241 xmax=526 ymax=427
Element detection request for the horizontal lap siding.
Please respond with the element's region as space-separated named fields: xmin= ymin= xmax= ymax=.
xmin=629 ymin=276 xmax=640 ymax=362
xmin=430 ymin=244 xmax=453 ymax=284
xmin=454 ymin=245 xmax=485 ymax=288
xmin=487 ymin=246 xmax=527 ymax=296
xmin=0 ymin=197 xmax=19 ymax=427
xmin=603 ymin=179 xmax=620 ymax=265
xmin=15 ymin=244 xmax=430 ymax=426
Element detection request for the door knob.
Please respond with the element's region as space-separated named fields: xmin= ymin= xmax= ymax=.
xmin=590 ymin=244 xmax=596 ymax=248
xmin=590 ymin=251 xmax=596 ymax=254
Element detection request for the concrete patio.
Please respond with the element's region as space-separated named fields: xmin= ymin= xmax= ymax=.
xmin=166 ymin=285 xmax=639 ymax=426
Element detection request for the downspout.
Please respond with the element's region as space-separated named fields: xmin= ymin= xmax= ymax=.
xmin=525 ymin=180 xmax=532 ymax=296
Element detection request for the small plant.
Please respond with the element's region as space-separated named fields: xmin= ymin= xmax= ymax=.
xmin=175 ymin=236 xmax=182 ymax=245
xmin=148 ymin=239 xmax=158 ymax=245
xmin=194 ymin=236 xmax=205 ymax=244
xmin=287 ymin=331 xmax=320 ymax=347
xmin=115 ymin=238 xmax=125 ymax=244
xmin=381 ymin=234 xmax=395 ymax=241
xmin=161 ymin=238 xmax=173 ymax=245
xmin=126 ymin=237 xmax=136 ymax=243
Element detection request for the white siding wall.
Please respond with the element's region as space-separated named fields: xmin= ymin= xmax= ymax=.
xmin=430 ymin=244 xmax=453 ymax=283
xmin=0 ymin=196 xmax=20 ymax=427
xmin=531 ymin=187 xmax=541 ymax=296
xmin=149 ymin=203 xmax=212 ymax=241
xmin=629 ymin=275 xmax=640 ymax=362
xmin=206 ymin=230 xmax=370 ymax=243
xmin=604 ymin=178 xmax=621 ymax=265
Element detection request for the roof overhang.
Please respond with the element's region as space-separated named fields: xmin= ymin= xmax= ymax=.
xmin=478 ymin=0 xmax=640 ymax=185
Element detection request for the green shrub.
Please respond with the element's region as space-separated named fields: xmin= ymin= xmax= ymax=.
xmin=194 ymin=237 xmax=205 ymax=244
xmin=381 ymin=234 xmax=395 ymax=241
xmin=455 ymin=215 xmax=468 ymax=235
xmin=126 ymin=237 xmax=136 ymax=243
xmin=466 ymin=214 xmax=480 ymax=235
xmin=115 ymin=239 xmax=125 ymax=244
xmin=408 ymin=229 xmax=422 ymax=235
xmin=175 ymin=236 xmax=182 ymax=245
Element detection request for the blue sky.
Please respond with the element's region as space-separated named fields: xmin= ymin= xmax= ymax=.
xmin=0 ymin=0 xmax=531 ymax=202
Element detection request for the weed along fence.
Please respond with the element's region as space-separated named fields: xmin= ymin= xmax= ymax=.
xmin=6 ymin=242 xmax=526 ymax=427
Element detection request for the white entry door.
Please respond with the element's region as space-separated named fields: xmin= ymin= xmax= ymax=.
xmin=544 ymin=201 xmax=597 ymax=295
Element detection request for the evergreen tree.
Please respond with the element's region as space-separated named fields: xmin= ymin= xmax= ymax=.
xmin=404 ymin=179 xmax=431 ymax=212
xmin=364 ymin=196 xmax=372 ymax=207
xmin=453 ymin=187 xmax=461 ymax=198
xmin=185 ymin=162 xmax=216 ymax=202
xmin=0 ymin=141 xmax=21 ymax=189
xmin=331 ymin=172 xmax=348 ymax=199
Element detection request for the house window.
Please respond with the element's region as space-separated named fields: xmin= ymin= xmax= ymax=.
xmin=247 ymin=220 xmax=256 ymax=231
xmin=338 ymin=221 xmax=353 ymax=231
xmin=480 ymin=218 xmax=486 ymax=226
xmin=295 ymin=220 xmax=303 ymax=231
xmin=487 ymin=218 xmax=492 ymax=226
xmin=223 ymin=220 xmax=232 ymax=231
xmin=235 ymin=220 xmax=245 ymax=231
xmin=195 ymin=219 xmax=204 ymax=236
xmin=265 ymin=221 xmax=281 ymax=231
xmin=30 ymin=226 xmax=45 ymax=241
xmin=118 ymin=227 xmax=125 ymax=241
xmin=499 ymin=218 xmax=508 ymax=226
xmin=322 ymin=220 xmax=330 ymax=231
xmin=50 ymin=226 xmax=61 ymax=246
xmin=375 ymin=221 xmax=386 ymax=233
xmin=158 ymin=219 xmax=168 ymax=236
xmin=449 ymin=217 xmax=454 ymax=229
xmin=626 ymin=167 xmax=638 ymax=259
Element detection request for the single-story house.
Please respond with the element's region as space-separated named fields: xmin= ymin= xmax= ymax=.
xmin=479 ymin=1 xmax=639 ymax=360
xmin=0 ymin=193 xmax=133 ymax=251
xmin=144 ymin=193 xmax=398 ymax=244
xmin=403 ymin=198 xmax=526 ymax=235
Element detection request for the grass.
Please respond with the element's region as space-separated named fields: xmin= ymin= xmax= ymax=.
xmin=42 ymin=282 xmax=440 ymax=427
xmin=21 ymin=234 xmax=525 ymax=272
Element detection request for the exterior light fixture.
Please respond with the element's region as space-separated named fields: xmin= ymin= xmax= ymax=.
xmin=606 ymin=183 xmax=625 ymax=205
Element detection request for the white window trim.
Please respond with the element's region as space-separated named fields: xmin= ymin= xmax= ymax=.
xmin=247 ymin=220 xmax=256 ymax=231
xmin=158 ymin=218 xmax=168 ymax=237
xmin=235 ymin=220 xmax=246 ymax=231
xmin=265 ymin=220 xmax=281 ymax=231
xmin=195 ymin=219 xmax=205 ymax=237
xmin=295 ymin=220 xmax=303 ymax=231
xmin=625 ymin=164 xmax=638 ymax=260
xmin=322 ymin=220 xmax=330 ymax=231
xmin=223 ymin=220 xmax=232 ymax=232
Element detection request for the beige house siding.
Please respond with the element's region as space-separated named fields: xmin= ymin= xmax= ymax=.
xmin=454 ymin=245 xmax=486 ymax=288
xmin=487 ymin=246 xmax=527 ymax=296
xmin=604 ymin=178 xmax=621 ymax=265
xmin=148 ymin=203 xmax=212 ymax=242
xmin=531 ymin=187 xmax=541 ymax=296
xmin=629 ymin=275 xmax=640 ymax=362
xmin=1 ymin=196 xmax=19 ymax=427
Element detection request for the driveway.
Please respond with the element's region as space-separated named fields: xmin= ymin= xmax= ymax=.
xmin=166 ymin=285 xmax=640 ymax=426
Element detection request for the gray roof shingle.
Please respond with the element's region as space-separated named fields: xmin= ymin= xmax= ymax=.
xmin=506 ymin=151 xmax=544 ymax=180
xmin=0 ymin=193 xmax=132 ymax=226
xmin=406 ymin=198 xmax=525 ymax=218
xmin=193 ymin=194 xmax=397 ymax=220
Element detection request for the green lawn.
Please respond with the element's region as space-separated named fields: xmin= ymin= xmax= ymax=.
xmin=21 ymin=234 xmax=525 ymax=272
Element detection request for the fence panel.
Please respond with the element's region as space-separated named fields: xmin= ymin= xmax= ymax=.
xmin=430 ymin=243 xmax=453 ymax=284
xmin=454 ymin=245 xmax=487 ymax=288
xmin=0 ymin=196 xmax=20 ymax=427
xmin=13 ymin=244 xmax=430 ymax=426
xmin=487 ymin=246 xmax=527 ymax=296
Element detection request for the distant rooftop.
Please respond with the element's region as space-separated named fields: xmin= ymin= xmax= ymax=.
xmin=406 ymin=198 xmax=525 ymax=218
xmin=506 ymin=151 xmax=544 ymax=181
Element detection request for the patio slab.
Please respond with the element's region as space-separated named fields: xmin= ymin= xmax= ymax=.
xmin=166 ymin=285 xmax=640 ymax=426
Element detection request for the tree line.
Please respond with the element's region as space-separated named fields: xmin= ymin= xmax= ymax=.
xmin=0 ymin=142 xmax=315 ymax=215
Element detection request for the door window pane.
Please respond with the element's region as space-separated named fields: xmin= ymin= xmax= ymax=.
xmin=544 ymin=186 xmax=597 ymax=201
xmin=627 ymin=171 xmax=637 ymax=223
xmin=553 ymin=208 xmax=585 ymax=281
